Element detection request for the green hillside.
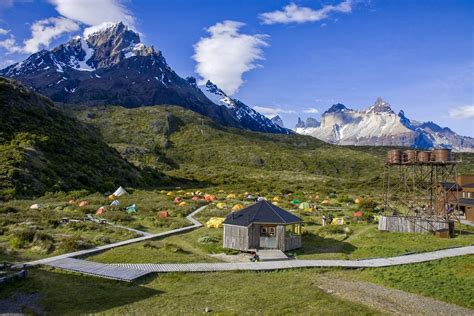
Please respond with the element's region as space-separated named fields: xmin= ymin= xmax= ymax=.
xmin=0 ymin=78 xmax=162 ymax=199
xmin=72 ymin=105 xmax=391 ymax=195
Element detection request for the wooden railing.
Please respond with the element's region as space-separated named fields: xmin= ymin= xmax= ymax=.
xmin=285 ymin=235 xmax=301 ymax=251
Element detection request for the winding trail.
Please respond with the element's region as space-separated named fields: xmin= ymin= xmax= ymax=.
xmin=32 ymin=205 xmax=473 ymax=282
xmin=25 ymin=206 xmax=205 ymax=267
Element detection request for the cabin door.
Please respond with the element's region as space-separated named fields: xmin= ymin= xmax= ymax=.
xmin=259 ymin=225 xmax=277 ymax=249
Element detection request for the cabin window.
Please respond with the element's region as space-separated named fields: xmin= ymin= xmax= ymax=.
xmin=260 ymin=226 xmax=275 ymax=237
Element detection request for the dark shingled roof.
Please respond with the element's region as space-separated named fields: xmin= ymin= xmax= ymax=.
xmin=439 ymin=182 xmax=462 ymax=191
xmin=223 ymin=200 xmax=303 ymax=227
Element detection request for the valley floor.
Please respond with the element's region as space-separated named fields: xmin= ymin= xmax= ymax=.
xmin=1 ymin=188 xmax=473 ymax=314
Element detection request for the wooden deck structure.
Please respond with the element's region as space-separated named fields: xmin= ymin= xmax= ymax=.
xmin=223 ymin=200 xmax=303 ymax=252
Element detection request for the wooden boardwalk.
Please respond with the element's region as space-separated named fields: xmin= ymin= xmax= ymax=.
xmin=46 ymin=258 xmax=150 ymax=281
xmin=25 ymin=206 xmax=205 ymax=267
xmin=45 ymin=246 xmax=474 ymax=281
xmin=32 ymin=205 xmax=474 ymax=282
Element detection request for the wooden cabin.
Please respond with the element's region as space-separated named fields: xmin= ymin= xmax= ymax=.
xmin=222 ymin=200 xmax=303 ymax=252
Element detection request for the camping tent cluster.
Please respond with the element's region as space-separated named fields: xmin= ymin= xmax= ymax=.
xmin=94 ymin=186 xmax=138 ymax=217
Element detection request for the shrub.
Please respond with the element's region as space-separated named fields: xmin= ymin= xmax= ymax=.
xmin=59 ymin=236 xmax=93 ymax=252
xmin=198 ymin=235 xmax=219 ymax=244
xmin=9 ymin=236 xmax=24 ymax=249
xmin=12 ymin=228 xmax=36 ymax=244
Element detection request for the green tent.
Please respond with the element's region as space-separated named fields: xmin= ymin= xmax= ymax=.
xmin=126 ymin=203 xmax=137 ymax=214
xmin=291 ymin=199 xmax=301 ymax=205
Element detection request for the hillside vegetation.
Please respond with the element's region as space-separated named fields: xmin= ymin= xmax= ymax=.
xmin=0 ymin=78 xmax=162 ymax=199
xmin=72 ymin=105 xmax=474 ymax=195
xmin=72 ymin=106 xmax=391 ymax=194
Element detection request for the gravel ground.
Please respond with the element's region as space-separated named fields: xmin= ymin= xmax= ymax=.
xmin=317 ymin=276 xmax=473 ymax=315
xmin=0 ymin=291 xmax=43 ymax=315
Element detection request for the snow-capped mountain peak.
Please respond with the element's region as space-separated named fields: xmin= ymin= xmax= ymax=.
xmin=366 ymin=97 xmax=395 ymax=114
xmin=198 ymin=80 xmax=289 ymax=134
xmin=325 ymin=103 xmax=350 ymax=113
xmin=271 ymin=115 xmax=285 ymax=128
xmin=1 ymin=23 xmax=288 ymax=134
xmin=201 ymin=80 xmax=236 ymax=108
xmin=295 ymin=99 xmax=473 ymax=152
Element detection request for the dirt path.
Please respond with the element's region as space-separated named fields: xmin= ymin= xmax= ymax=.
xmin=316 ymin=275 xmax=473 ymax=315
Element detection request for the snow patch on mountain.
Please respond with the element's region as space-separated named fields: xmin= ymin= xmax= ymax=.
xmin=295 ymin=98 xmax=474 ymax=152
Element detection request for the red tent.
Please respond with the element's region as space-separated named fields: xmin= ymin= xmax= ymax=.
xmin=158 ymin=211 xmax=169 ymax=218
xmin=353 ymin=211 xmax=364 ymax=217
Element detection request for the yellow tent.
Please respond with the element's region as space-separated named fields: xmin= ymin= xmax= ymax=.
xmin=160 ymin=190 xmax=167 ymax=194
xmin=232 ymin=204 xmax=244 ymax=211
xmin=216 ymin=202 xmax=227 ymax=209
xmin=321 ymin=199 xmax=330 ymax=205
xmin=226 ymin=193 xmax=237 ymax=199
xmin=206 ymin=217 xmax=225 ymax=228
xmin=355 ymin=198 xmax=362 ymax=204
xmin=331 ymin=217 xmax=346 ymax=225
xmin=272 ymin=196 xmax=281 ymax=202
xmin=167 ymin=191 xmax=174 ymax=197
xmin=299 ymin=202 xmax=311 ymax=210
xmin=178 ymin=201 xmax=187 ymax=207
xmin=108 ymin=194 xmax=115 ymax=200
xmin=185 ymin=192 xmax=194 ymax=196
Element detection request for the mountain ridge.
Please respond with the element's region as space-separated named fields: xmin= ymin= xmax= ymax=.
xmin=0 ymin=22 xmax=286 ymax=135
xmin=295 ymin=99 xmax=474 ymax=152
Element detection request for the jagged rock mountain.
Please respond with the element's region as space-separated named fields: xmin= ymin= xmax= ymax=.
xmin=199 ymin=80 xmax=289 ymax=134
xmin=0 ymin=22 xmax=286 ymax=134
xmin=270 ymin=115 xmax=284 ymax=128
xmin=295 ymin=98 xmax=474 ymax=152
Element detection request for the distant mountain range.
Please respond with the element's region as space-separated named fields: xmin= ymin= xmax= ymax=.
xmin=295 ymin=98 xmax=474 ymax=152
xmin=0 ymin=22 xmax=287 ymax=134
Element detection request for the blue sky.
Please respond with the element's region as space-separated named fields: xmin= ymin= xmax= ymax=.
xmin=0 ymin=0 xmax=473 ymax=135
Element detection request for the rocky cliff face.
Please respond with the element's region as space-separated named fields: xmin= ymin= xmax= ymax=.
xmin=200 ymin=80 xmax=289 ymax=134
xmin=0 ymin=23 xmax=286 ymax=134
xmin=295 ymin=98 xmax=474 ymax=152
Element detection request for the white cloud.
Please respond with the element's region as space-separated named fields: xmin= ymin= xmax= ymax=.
xmin=49 ymin=0 xmax=134 ymax=27
xmin=0 ymin=0 xmax=135 ymax=55
xmin=449 ymin=105 xmax=474 ymax=119
xmin=24 ymin=17 xmax=80 ymax=53
xmin=193 ymin=20 xmax=268 ymax=95
xmin=0 ymin=17 xmax=79 ymax=54
xmin=0 ymin=28 xmax=9 ymax=35
xmin=253 ymin=106 xmax=296 ymax=118
xmin=304 ymin=107 xmax=319 ymax=114
xmin=259 ymin=1 xmax=353 ymax=25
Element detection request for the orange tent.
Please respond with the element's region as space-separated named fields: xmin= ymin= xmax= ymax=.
xmin=158 ymin=211 xmax=169 ymax=218
xmin=204 ymin=194 xmax=217 ymax=202
xmin=353 ymin=211 xmax=364 ymax=217
xmin=96 ymin=207 xmax=106 ymax=216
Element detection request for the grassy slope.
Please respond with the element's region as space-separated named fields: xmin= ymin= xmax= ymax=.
xmin=351 ymin=256 xmax=474 ymax=309
xmin=72 ymin=105 xmax=389 ymax=194
xmin=72 ymin=105 xmax=474 ymax=195
xmin=0 ymin=78 xmax=168 ymax=200
xmin=0 ymin=268 xmax=379 ymax=315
